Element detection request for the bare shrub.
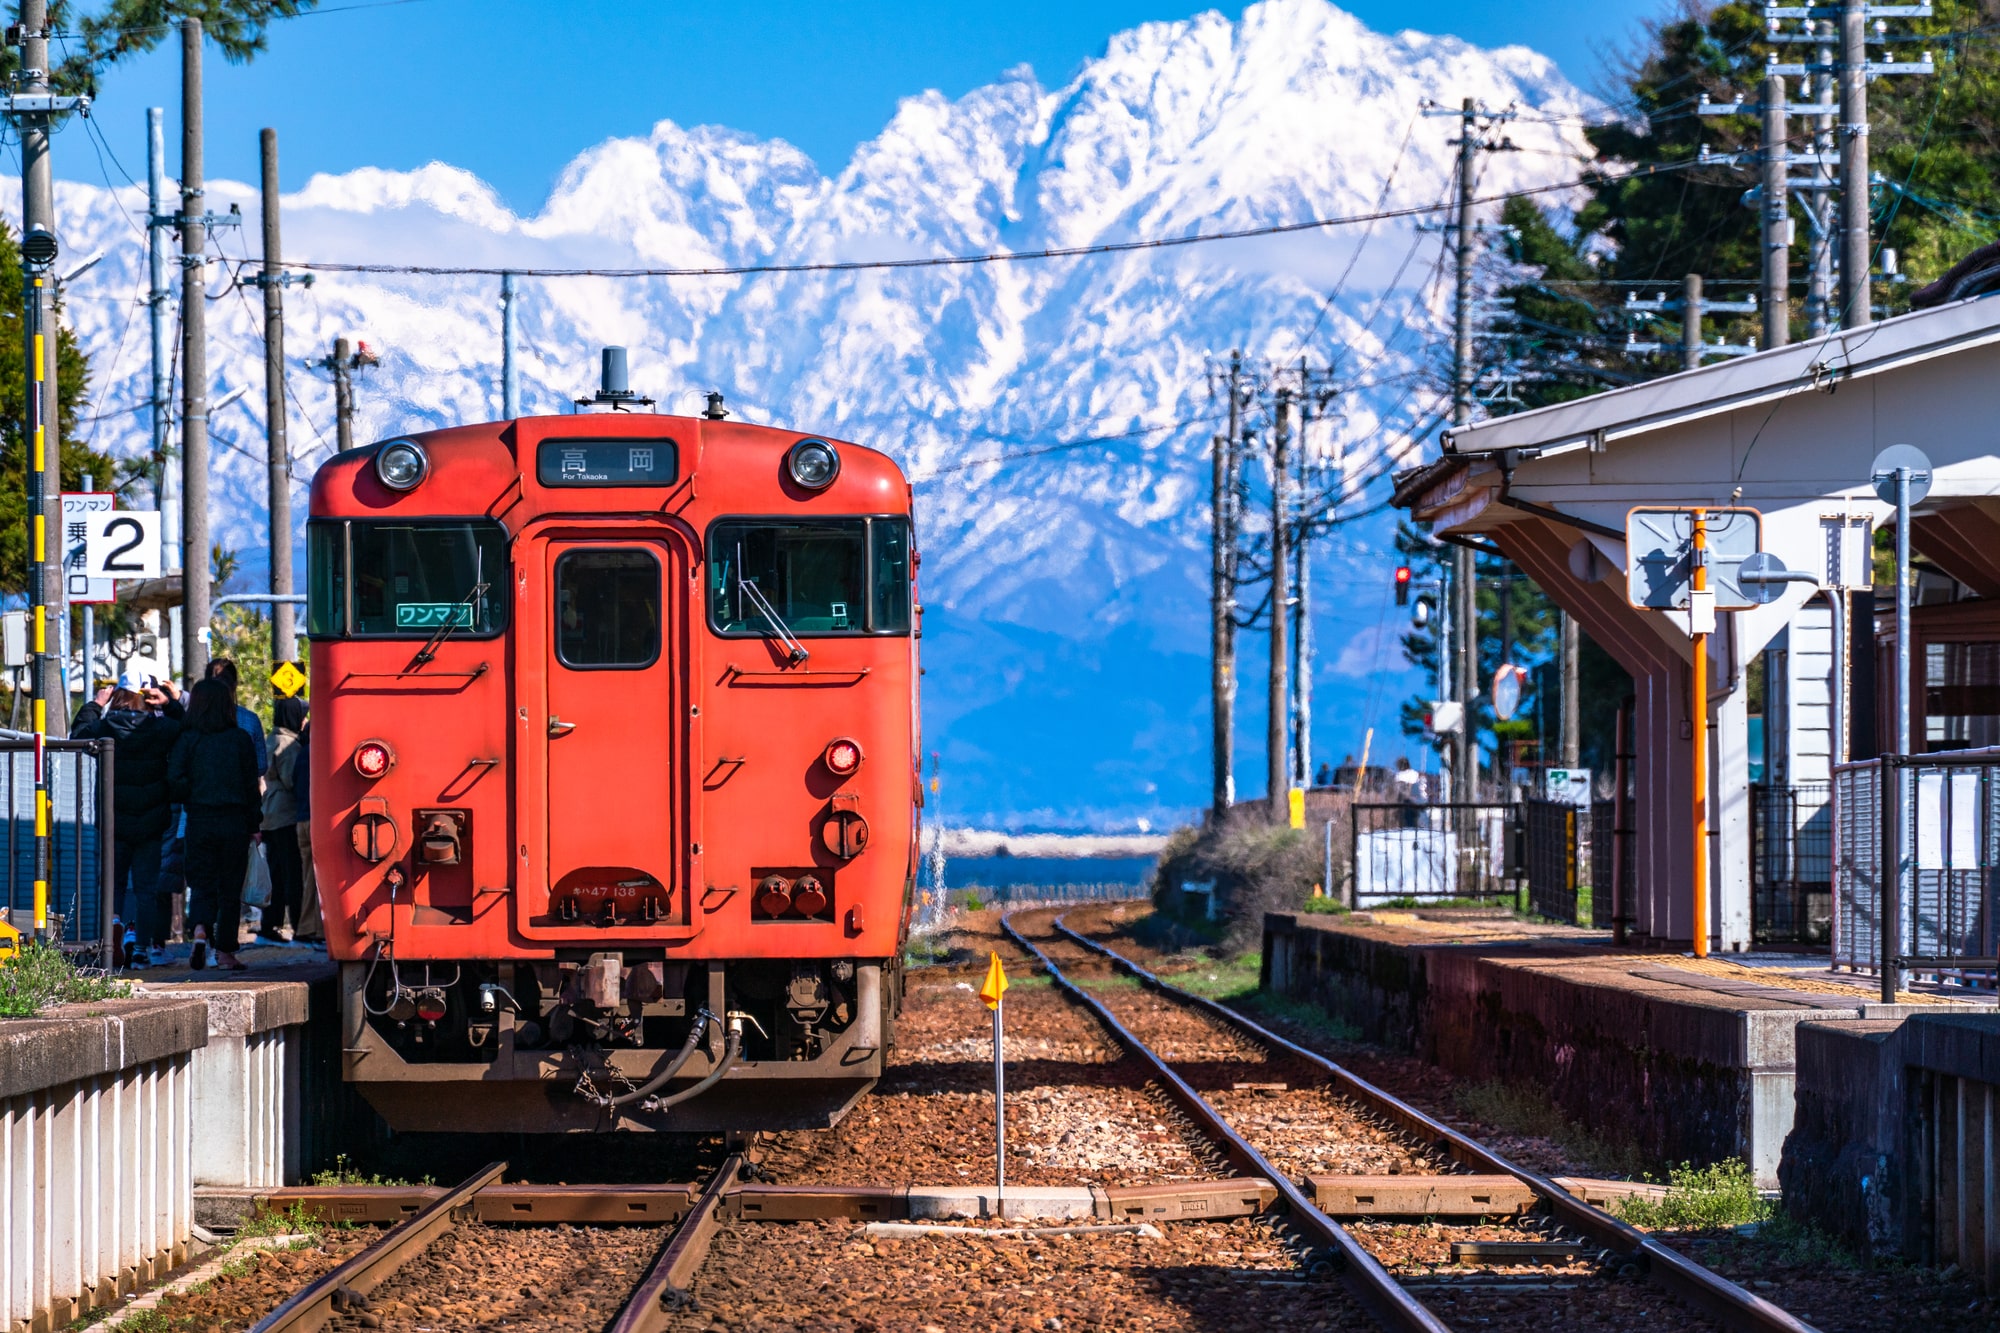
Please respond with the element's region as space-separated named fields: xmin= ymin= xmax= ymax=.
xmin=1155 ymin=803 xmax=1340 ymax=954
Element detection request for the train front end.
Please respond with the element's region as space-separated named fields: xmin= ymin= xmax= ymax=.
xmin=307 ymin=406 xmax=918 ymax=1132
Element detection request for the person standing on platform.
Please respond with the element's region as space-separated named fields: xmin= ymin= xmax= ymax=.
xmin=168 ymin=679 xmax=261 ymax=971
xmin=73 ymin=674 xmax=184 ymax=966
xmin=260 ymin=698 xmax=308 ymax=942
xmin=291 ymin=714 xmax=322 ymax=944
xmin=204 ymin=658 xmax=268 ymax=775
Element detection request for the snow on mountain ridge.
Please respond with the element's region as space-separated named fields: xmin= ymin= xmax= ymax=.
xmin=35 ymin=0 xmax=1591 ymax=826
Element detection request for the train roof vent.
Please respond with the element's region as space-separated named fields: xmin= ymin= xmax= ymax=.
xmin=574 ymin=346 xmax=656 ymax=414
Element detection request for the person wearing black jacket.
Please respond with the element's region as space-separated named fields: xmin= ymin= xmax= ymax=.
xmin=73 ymin=677 xmax=184 ymax=964
xmin=168 ymin=678 xmax=261 ymax=971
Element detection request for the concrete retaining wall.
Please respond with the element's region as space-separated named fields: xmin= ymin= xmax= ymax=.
xmin=1263 ymin=912 xmax=1910 ymax=1186
xmin=0 ymin=980 xmax=321 ymax=1333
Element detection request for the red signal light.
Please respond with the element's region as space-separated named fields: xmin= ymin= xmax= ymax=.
xmin=1395 ymin=566 xmax=1412 ymax=606
xmin=354 ymin=740 xmax=395 ymax=779
xmin=824 ymin=737 xmax=863 ymax=777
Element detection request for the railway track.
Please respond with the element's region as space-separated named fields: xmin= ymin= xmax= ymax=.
xmin=1002 ymin=908 xmax=1821 ymax=1333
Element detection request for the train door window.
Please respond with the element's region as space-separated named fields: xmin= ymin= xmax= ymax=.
xmin=869 ymin=518 xmax=912 ymax=634
xmin=555 ymin=548 xmax=661 ymax=668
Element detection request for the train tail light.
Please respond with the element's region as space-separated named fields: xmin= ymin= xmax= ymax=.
xmin=791 ymin=875 xmax=828 ymax=917
xmin=823 ymin=737 xmax=863 ymax=777
xmin=413 ymin=990 xmax=449 ymax=1023
xmin=756 ymin=875 xmax=794 ymax=917
xmin=354 ymin=740 xmax=395 ymax=779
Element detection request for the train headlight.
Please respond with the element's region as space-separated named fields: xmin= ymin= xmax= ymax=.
xmin=374 ymin=439 xmax=430 ymax=491
xmin=787 ymin=438 xmax=840 ymax=490
xmin=824 ymin=737 xmax=863 ymax=776
xmin=354 ymin=739 xmax=396 ymax=779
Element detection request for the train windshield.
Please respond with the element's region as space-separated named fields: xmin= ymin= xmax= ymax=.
xmin=708 ymin=517 xmax=911 ymax=636
xmin=309 ymin=520 xmax=508 ymax=637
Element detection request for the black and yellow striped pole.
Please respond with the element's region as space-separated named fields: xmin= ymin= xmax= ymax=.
xmin=22 ymin=235 xmax=56 ymax=937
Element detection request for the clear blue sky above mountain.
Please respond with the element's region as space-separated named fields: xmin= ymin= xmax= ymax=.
xmin=73 ymin=0 xmax=1660 ymax=211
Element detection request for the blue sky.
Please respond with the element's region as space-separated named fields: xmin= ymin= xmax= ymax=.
xmin=70 ymin=0 xmax=1664 ymax=213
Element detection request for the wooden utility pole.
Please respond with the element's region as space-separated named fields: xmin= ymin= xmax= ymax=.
xmin=332 ymin=337 xmax=354 ymax=451
xmin=1560 ymin=613 xmax=1580 ymax=768
xmin=1761 ymin=74 xmax=1791 ymax=349
xmin=1267 ymin=388 xmax=1291 ymax=820
xmin=1838 ymin=0 xmax=1870 ymax=329
xmin=1449 ymin=97 xmax=1479 ymax=801
xmin=259 ymin=129 xmax=295 ymax=663
xmin=18 ymin=1 xmax=64 ymax=736
xmin=180 ymin=17 xmax=211 ymax=679
xmin=1681 ymin=273 xmax=1704 ymax=372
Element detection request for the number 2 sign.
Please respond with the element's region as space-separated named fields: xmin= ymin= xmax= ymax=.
xmin=82 ymin=511 xmax=163 ymax=580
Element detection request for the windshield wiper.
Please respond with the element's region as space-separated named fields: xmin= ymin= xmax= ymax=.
xmin=736 ymin=573 xmax=808 ymax=666
xmin=407 ymin=580 xmax=490 ymax=671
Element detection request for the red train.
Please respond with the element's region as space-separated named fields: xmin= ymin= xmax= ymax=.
xmin=307 ymin=352 xmax=918 ymax=1132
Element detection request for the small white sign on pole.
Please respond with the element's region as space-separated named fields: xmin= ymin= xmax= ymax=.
xmin=60 ymin=493 xmax=114 ymax=603
xmin=82 ymin=511 xmax=163 ymax=580
xmin=1544 ymin=768 xmax=1592 ymax=806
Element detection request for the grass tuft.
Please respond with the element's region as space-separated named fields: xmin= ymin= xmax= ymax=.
xmin=1618 ymin=1160 xmax=1772 ymax=1230
xmin=1299 ymin=896 xmax=1351 ymax=915
xmin=0 ymin=941 xmax=131 ymax=1018
xmin=1164 ymin=953 xmax=1263 ymax=1002
xmin=308 ymin=1154 xmax=421 ymax=1187
xmin=1454 ymin=1080 xmax=1649 ymax=1179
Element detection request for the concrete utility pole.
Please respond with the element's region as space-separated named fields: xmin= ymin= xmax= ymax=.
xmin=1291 ymin=383 xmax=1313 ymax=793
xmin=17 ymin=2 xmax=64 ymax=736
xmin=146 ymin=108 xmax=182 ymax=676
xmin=1808 ymin=21 xmax=1838 ymax=336
xmin=1761 ymin=74 xmax=1791 ymax=349
xmin=1681 ymin=273 xmax=1704 ymax=372
xmin=1210 ymin=350 xmax=1242 ymax=816
xmin=179 ymin=18 xmax=211 ymax=680
xmin=1450 ymin=97 xmax=1479 ymax=801
xmin=259 ymin=129 xmax=295 ymax=664
xmin=500 ymin=272 xmax=520 ymax=418
xmin=1267 ymin=388 xmax=1291 ymax=820
xmin=1838 ymin=0 xmax=1871 ymax=329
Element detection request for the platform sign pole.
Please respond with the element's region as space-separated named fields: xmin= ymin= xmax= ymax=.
xmin=980 ymin=951 xmax=1009 ymax=1211
xmin=1691 ymin=510 xmax=1710 ymax=959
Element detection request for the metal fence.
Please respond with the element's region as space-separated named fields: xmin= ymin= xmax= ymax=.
xmin=1751 ymin=783 xmax=1833 ymax=945
xmin=1833 ymin=748 xmax=2000 ymax=993
xmin=1524 ymin=799 xmax=1580 ymax=922
xmin=0 ymin=734 xmax=115 ymax=960
xmin=1350 ymin=802 xmax=1519 ymax=905
xmin=1588 ymin=799 xmax=1629 ymax=930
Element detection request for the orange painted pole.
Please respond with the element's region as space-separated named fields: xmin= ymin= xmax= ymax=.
xmin=1691 ymin=510 xmax=1709 ymax=958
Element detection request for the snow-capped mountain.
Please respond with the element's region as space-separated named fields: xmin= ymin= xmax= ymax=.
xmin=30 ymin=0 xmax=1591 ymax=828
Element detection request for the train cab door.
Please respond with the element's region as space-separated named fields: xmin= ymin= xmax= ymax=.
xmin=540 ymin=538 xmax=683 ymax=927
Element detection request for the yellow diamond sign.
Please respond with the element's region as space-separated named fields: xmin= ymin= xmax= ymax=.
xmin=270 ymin=660 xmax=308 ymax=698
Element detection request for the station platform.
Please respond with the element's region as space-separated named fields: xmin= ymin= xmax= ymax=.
xmin=1260 ymin=909 xmax=1982 ymax=1189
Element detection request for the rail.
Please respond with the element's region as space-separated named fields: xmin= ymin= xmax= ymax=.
xmin=607 ymin=1154 xmax=742 ymax=1330
xmin=1034 ymin=911 xmax=1821 ymax=1333
xmin=999 ymin=914 xmax=1451 ymax=1333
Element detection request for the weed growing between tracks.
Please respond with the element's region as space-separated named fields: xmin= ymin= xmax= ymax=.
xmin=1620 ymin=1160 xmax=1772 ymax=1229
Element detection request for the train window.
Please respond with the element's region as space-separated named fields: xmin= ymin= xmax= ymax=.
xmin=320 ymin=521 xmax=508 ymax=638
xmin=707 ymin=518 xmax=911 ymax=637
xmin=555 ymin=548 xmax=661 ymax=669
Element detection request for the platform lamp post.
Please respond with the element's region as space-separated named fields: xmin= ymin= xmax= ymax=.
xmin=1872 ymin=445 xmax=1932 ymax=1002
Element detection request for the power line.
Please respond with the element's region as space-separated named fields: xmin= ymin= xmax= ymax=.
xmin=247 ymin=158 xmax=1710 ymax=282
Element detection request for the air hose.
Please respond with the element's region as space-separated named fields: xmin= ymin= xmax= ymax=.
xmin=643 ymin=1011 xmax=760 ymax=1113
xmin=605 ymin=1008 xmax=714 ymax=1108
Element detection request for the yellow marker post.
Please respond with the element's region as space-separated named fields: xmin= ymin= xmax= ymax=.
xmin=979 ymin=951 xmax=1009 ymax=1209
xmin=1287 ymin=786 xmax=1306 ymax=830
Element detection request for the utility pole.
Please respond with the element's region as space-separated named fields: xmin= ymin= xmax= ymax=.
xmin=1838 ymin=0 xmax=1870 ymax=329
xmin=147 ymin=108 xmax=181 ymax=675
xmin=501 ymin=272 xmax=520 ymax=418
xmin=331 ymin=337 xmax=355 ymax=450
xmin=1681 ymin=273 xmax=1704 ymax=371
xmin=179 ymin=17 xmax=211 ymax=680
xmin=1761 ymin=73 xmax=1791 ymax=349
xmin=1450 ymin=97 xmax=1479 ymax=802
xmin=1267 ymin=388 xmax=1291 ymax=820
xmin=1808 ymin=21 xmax=1838 ymax=335
xmin=11 ymin=2 xmax=74 ymax=740
xmin=1291 ymin=383 xmax=1313 ymax=793
xmin=258 ymin=129 xmax=295 ymax=664
xmin=1210 ymin=350 xmax=1241 ymax=816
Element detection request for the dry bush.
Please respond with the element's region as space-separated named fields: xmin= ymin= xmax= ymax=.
xmin=1155 ymin=800 xmax=1348 ymax=954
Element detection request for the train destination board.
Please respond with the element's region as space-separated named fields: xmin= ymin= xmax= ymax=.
xmin=537 ymin=438 xmax=680 ymax=487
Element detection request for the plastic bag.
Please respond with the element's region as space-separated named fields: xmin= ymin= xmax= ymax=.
xmin=242 ymin=843 xmax=273 ymax=908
